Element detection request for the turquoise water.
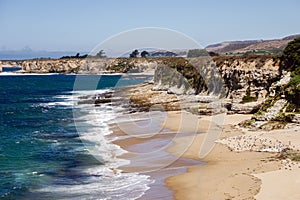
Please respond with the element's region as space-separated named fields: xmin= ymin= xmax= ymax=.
xmin=0 ymin=74 xmax=152 ymax=199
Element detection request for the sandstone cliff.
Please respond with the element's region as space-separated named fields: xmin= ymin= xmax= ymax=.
xmin=0 ymin=58 xmax=160 ymax=74
xmin=149 ymin=55 xmax=286 ymax=116
xmin=153 ymin=56 xmax=280 ymax=99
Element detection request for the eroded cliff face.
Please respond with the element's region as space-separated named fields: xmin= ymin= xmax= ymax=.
xmin=153 ymin=56 xmax=281 ymax=100
xmin=149 ymin=55 xmax=285 ymax=116
xmin=215 ymin=56 xmax=281 ymax=101
xmin=78 ymin=58 xmax=158 ymax=74
xmin=0 ymin=60 xmax=23 ymax=71
xmin=21 ymin=59 xmax=84 ymax=73
xmin=12 ymin=58 xmax=158 ymax=74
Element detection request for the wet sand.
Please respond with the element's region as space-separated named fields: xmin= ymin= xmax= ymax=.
xmin=109 ymin=111 xmax=205 ymax=199
xmin=109 ymin=110 xmax=300 ymax=199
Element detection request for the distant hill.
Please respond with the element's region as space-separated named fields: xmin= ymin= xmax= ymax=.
xmin=206 ymin=34 xmax=300 ymax=54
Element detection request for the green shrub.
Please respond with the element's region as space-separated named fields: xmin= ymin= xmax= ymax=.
xmin=240 ymin=95 xmax=258 ymax=104
xmin=272 ymin=112 xmax=294 ymax=122
xmin=242 ymin=119 xmax=256 ymax=127
xmin=260 ymin=98 xmax=274 ymax=110
xmin=292 ymin=154 xmax=300 ymax=161
xmin=281 ymin=37 xmax=300 ymax=72
xmin=289 ymin=74 xmax=300 ymax=86
xmin=279 ymin=149 xmax=300 ymax=162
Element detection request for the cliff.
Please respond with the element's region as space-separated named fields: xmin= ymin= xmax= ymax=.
xmin=149 ymin=55 xmax=287 ymax=116
xmin=153 ymin=56 xmax=280 ymax=98
xmin=125 ymin=55 xmax=299 ymax=127
xmin=0 ymin=58 xmax=160 ymax=74
xmin=21 ymin=59 xmax=84 ymax=73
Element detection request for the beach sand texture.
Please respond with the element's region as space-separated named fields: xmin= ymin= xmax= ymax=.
xmin=110 ymin=110 xmax=300 ymax=199
xmin=165 ymin=112 xmax=300 ymax=200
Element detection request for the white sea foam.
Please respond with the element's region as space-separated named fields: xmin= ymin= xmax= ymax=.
xmin=46 ymin=101 xmax=74 ymax=106
xmin=38 ymin=89 xmax=111 ymax=108
xmin=37 ymin=88 xmax=153 ymax=200
xmin=35 ymin=166 xmax=153 ymax=200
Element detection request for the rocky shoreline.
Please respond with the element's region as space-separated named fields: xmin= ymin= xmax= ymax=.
xmin=5 ymin=55 xmax=297 ymax=127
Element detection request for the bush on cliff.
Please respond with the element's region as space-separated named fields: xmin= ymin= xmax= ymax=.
xmin=282 ymin=37 xmax=300 ymax=73
xmin=240 ymin=95 xmax=258 ymax=104
xmin=248 ymin=38 xmax=300 ymax=126
xmin=281 ymin=37 xmax=300 ymax=106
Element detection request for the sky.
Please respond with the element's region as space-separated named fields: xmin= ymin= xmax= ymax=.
xmin=0 ymin=0 xmax=300 ymax=54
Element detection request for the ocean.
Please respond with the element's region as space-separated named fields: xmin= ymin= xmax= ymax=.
xmin=0 ymin=72 xmax=153 ymax=200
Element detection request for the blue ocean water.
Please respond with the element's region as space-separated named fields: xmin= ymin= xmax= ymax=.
xmin=0 ymin=73 xmax=152 ymax=200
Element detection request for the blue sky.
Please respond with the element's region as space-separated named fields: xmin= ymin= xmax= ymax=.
xmin=0 ymin=0 xmax=299 ymax=52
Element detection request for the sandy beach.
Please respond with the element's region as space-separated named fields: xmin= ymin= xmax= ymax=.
xmin=165 ymin=112 xmax=300 ymax=200
xmin=110 ymin=110 xmax=300 ymax=200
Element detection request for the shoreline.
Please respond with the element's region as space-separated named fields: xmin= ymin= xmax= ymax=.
xmin=108 ymin=111 xmax=206 ymax=199
xmin=108 ymin=111 xmax=253 ymax=199
xmin=109 ymin=109 xmax=300 ymax=199
xmin=87 ymin=76 xmax=300 ymax=199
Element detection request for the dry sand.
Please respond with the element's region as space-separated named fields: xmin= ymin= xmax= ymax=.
xmin=254 ymin=169 xmax=300 ymax=200
xmin=164 ymin=111 xmax=300 ymax=200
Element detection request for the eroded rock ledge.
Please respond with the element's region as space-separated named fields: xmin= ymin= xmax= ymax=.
xmin=1 ymin=58 xmax=171 ymax=74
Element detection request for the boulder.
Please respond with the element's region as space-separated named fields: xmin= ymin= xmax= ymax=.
xmin=292 ymin=114 xmax=300 ymax=124
xmin=230 ymin=101 xmax=262 ymax=114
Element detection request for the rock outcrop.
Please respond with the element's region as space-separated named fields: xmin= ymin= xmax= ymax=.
xmin=0 ymin=58 xmax=160 ymax=74
xmin=0 ymin=60 xmax=23 ymax=72
xmin=215 ymin=56 xmax=280 ymax=100
xmin=21 ymin=59 xmax=84 ymax=73
xmin=150 ymin=54 xmax=300 ymax=122
xmin=106 ymin=55 xmax=283 ymax=116
xmin=152 ymin=56 xmax=280 ymax=100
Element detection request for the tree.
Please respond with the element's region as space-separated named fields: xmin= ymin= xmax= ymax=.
xmin=75 ymin=53 xmax=80 ymax=58
xmin=208 ymin=51 xmax=219 ymax=57
xmin=96 ymin=50 xmax=106 ymax=58
xmin=281 ymin=37 xmax=300 ymax=106
xmin=141 ymin=50 xmax=149 ymax=58
xmin=281 ymin=37 xmax=300 ymax=73
xmin=130 ymin=49 xmax=139 ymax=58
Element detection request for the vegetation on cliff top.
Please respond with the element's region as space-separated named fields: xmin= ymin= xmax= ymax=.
xmin=264 ymin=37 xmax=300 ymax=108
xmin=247 ymin=37 xmax=300 ymax=127
xmin=281 ymin=37 xmax=300 ymax=107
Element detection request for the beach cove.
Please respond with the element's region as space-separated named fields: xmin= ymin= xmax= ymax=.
xmin=108 ymin=80 xmax=300 ymax=200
